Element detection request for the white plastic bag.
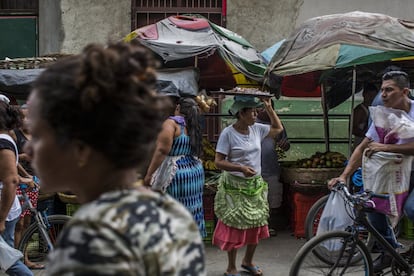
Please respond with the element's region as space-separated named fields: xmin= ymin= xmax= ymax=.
xmin=317 ymin=190 xmax=354 ymax=235
xmin=369 ymin=106 xmax=414 ymax=144
xmin=0 ymin=235 xmax=23 ymax=271
xmin=316 ymin=189 xmax=354 ymax=251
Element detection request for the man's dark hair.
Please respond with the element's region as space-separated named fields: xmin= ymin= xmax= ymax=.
xmin=382 ymin=71 xmax=410 ymax=90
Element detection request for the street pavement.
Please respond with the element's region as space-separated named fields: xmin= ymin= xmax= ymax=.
xmin=205 ymin=229 xmax=305 ymax=276
xmin=3 ymin=229 xmax=306 ymax=276
xmin=6 ymin=230 xmax=414 ymax=275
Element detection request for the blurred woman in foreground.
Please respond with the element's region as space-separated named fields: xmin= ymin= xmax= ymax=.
xmin=25 ymin=41 xmax=205 ymax=275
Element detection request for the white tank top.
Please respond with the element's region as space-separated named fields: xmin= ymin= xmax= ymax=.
xmin=0 ymin=134 xmax=21 ymax=221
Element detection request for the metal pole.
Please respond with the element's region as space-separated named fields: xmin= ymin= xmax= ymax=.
xmin=321 ymin=83 xmax=330 ymax=152
xmin=349 ymin=67 xmax=357 ymax=157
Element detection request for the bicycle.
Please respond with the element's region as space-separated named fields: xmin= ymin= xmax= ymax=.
xmin=304 ymin=187 xmax=403 ymax=251
xmin=290 ymin=182 xmax=413 ymax=276
xmin=17 ymin=183 xmax=71 ymax=267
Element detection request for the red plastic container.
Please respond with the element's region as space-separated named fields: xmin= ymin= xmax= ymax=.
xmin=203 ymin=192 xmax=215 ymax=221
xmin=291 ymin=192 xmax=326 ymax=238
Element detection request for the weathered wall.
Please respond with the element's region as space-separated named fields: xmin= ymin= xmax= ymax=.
xmin=39 ymin=0 xmax=64 ymax=56
xmin=39 ymin=0 xmax=130 ymax=55
xmin=39 ymin=0 xmax=414 ymax=55
xmin=227 ymin=0 xmax=303 ymax=51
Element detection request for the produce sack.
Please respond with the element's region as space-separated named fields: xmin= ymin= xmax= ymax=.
xmin=0 ymin=235 xmax=23 ymax=271
xmin=316 ymin=189 xmax=354 ymax=251
xmin=363 ymin=151 xmax=413 ymax=227
xmin=363 ymin=106 xmax=414 ymax=227
xmin=368 ymin=105 xmax=414 ymax=143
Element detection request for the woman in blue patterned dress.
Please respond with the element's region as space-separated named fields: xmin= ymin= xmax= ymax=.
xmin=144 ymin=97 xmax=206 ymax=237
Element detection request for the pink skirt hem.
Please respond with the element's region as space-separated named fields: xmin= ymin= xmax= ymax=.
xmin=212 ymin=220 xmax=269 ymax=251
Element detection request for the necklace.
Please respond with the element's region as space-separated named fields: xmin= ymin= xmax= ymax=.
xmin=233 ymin=124 xmax=251 ymax=145
xmin=233 ymin=124 xmax=249 ymax=135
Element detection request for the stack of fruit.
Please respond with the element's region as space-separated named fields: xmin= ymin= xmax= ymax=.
xmin=294 ymin=151 xmax=346 ymax=169
xmin=202 ymin=138 xmax=218 ymax=171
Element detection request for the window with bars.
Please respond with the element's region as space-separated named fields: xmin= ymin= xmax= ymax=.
xmin=0 ymin=0 xmax=38 ymax=15
xmin=131 ymin=0 xmax=225 ymax=29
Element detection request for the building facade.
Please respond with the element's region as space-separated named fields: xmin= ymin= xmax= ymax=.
xmin=2 ymin=0 xmax=413 ymax=57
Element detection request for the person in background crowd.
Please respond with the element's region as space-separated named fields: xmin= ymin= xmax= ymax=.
xmin=25 ymin=41 xmax=206 ymax=275
xmin=144 ymin=96 xmax=206 ymax=238
xmin=213 ymin=95 xmax=283 ymax=276
xmin=10 ymin=104 xmax=44 ymax=270
xmin=352 ymin=83 xmax=378 ymax=149
xmin=0 ymin=96 xmax=33 ymax=276
xmin=328 ymin=70 xmax=414 ymax=273
xmin=370 ymin=67 xmax=414 ymax=217
xmin=257 ymin=104 xmax=290 ymax=236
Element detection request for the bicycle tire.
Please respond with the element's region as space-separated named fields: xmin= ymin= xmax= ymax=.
xmin=289 ymin=230 xmax=373 ymax=276
xmin=18 ymin=214 xmax=71 ymax=265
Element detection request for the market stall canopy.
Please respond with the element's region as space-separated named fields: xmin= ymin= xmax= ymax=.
xmin=261 ymin=39 xmax=285 ymax=64
xmin=264 ymin=11 xmax=414 ymax=153
xmin=264 ymin=11 xmax=414 ymax=100
xmin=156 ymin=67 xmax=199 ymax=97
xmin=0 ymin=69 xmax=44 ymax=99
xmin=0 ymin=67 xmax=199 ymax=99
xmin=124 ymin=15 xmax=270 ymax=91
xmin=267 ymin=11 xmax=414 ymax=77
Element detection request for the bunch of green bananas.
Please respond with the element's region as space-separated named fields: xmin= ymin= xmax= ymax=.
xmin=275 ymin=145 xmax=287 ymax=159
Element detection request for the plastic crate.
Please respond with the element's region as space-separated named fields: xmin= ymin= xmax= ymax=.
xmin=203 ymin=220 xmax=215 ymax=243
xmin=402 ymin=216 xmax=414 ymax=240
xmin=203 ymin=192 xmax=215 ymax=220
xmin=291 ymin=192 xmax=326 ymax=238
xmin=66 ymin=203 xmax=80 ymax=216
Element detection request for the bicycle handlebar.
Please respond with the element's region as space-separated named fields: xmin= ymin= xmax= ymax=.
xmin=332 ymin=181 xmax=389 ymax=209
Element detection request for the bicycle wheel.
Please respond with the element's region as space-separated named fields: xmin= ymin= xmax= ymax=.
xmin=289 ymin=231 xmax=373 ymax=276
xmin=18 ymin=214 xmax=71 ymax=264
xmin=304 ymin=193 xmax=376 ymax=254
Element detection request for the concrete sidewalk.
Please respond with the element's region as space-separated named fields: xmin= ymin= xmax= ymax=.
xmin=9 ymin=228 xmax=414 ymax=276
xmin=4 ymin=229 xmax=305 ymax=276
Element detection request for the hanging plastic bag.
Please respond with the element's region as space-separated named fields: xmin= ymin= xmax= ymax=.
xmin=317 ymin=190 xmax=354 ymax=235
xmin=369 ymin=106 xmax=414 ymax=144
xmin=316 ymin=189 xmax=354 ymax=251
xmin=0 ymin=235 xmax=23 ymax=271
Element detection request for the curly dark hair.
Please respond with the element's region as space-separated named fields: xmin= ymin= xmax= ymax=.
xmin=0 ymin=101 xmax=22 ymax=131
xmin=31 ymin=41 xmax=166 ymax=172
